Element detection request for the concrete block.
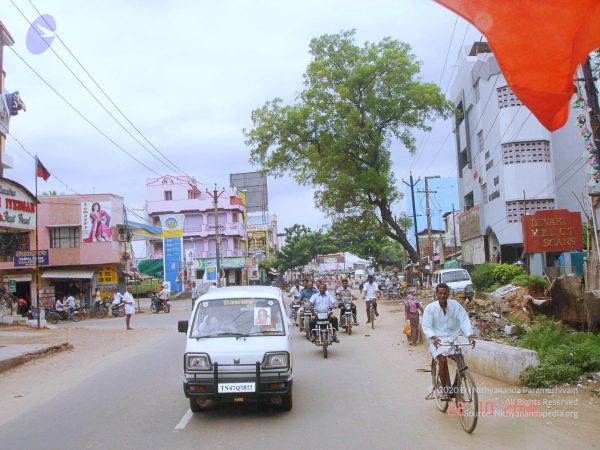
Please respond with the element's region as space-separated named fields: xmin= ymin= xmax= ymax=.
xmin=464 ymin=340 xmax=539 ymax=384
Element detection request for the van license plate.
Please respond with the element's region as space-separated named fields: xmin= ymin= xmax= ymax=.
xmin=218 ymin=383 xmax=255 ymax=393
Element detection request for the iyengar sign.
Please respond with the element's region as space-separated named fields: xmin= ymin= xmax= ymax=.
xmin=521 ymin=209 xmax=583 ymax=254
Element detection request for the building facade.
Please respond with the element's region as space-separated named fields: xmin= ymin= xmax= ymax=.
xmin=451 ymin=42 xmax=588 ymax=266
xmin=145 ymin=175 xmax=247 ymax=286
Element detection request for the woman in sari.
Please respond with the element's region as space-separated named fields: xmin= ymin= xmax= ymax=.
xmin=405 ymin=294 xmax=424 ymax=345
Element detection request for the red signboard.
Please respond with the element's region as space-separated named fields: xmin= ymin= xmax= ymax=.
xmin=521 ymin=209 xmax=583 ymax=254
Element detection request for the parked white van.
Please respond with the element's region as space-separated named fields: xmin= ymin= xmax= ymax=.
xmin=431 ymin=269 xmax=474 ymax=301
xmin=178 ymin=286 xmax=293 ymax=412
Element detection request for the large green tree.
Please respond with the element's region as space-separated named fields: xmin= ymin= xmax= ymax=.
xmin=245 ymin=30 xmax=450 ymax=262
xmin=272 ymin=224 xmax=339 ymax=272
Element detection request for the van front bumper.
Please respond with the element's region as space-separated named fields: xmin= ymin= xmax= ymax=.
xmin=183 ymin=362 xmax=292 ymax=401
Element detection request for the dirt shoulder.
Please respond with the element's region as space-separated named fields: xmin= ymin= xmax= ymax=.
xmin=0 ymin=325 xmax=165 ymax=426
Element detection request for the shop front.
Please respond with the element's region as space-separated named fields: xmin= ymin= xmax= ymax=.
xmin=0 ymin=177 xmax=39 ymax=307
xmin=40 ymin=268 xmax=95 ymax=307
xmin=198 ymin=256 xmax=246 ymax=286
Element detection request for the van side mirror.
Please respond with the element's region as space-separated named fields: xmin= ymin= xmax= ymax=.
xmin=178 ymin=320 xmax=188 ymax=333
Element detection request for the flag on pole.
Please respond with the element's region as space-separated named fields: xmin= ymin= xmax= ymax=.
xmin=36 ymin=156 xmax=50 ymax=181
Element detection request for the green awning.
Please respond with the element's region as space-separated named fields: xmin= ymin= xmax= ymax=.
xmin=197 ymin=257 xmax=246 ymax=270
xmin=137 ymin=259 xmax=163 ymax=278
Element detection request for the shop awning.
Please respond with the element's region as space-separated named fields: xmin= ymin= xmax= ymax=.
xmin=41 ymin=270 xmax=95 ymax=279
xmin=137 ymin=259 xmax=163 ymax=278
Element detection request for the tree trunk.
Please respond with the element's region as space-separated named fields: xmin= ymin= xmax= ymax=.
xmin=377 ymin=202 xmax=419 ymax=263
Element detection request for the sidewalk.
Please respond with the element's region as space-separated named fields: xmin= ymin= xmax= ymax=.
xmin=0 ymin=338 xmax=71 ymax=374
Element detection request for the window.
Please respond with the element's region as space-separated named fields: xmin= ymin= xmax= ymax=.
xmin=232 ymin=212 xmax=239 ymax=223
xmin=474 ymin=80 xmax=481 ymax=103
xmin=478 ymin=130 xmax=485 ymax=153
xmin=164 ymin=190 xmax=172 ymax=201
xmin=486 ymin=159 xmax=494 ymax=170
xmin=188 ymin=190 xmax=194 ymax=199
xmin=493 ymin=176 xmax=500 ymax=186
xmin=505 ymin=199 xmax=555 ymax=223
xmin=502 ymin=141 xmax=551 ymax=164
xmin=49 ymin=227 xmax=80 ymax=248
xmin=481 ymin=184 xmax=488 ymax=204
xmin=464 ymin=191 xmax=474 ymax=210
xmin=497 ymin=86 xmax=523 ymax=109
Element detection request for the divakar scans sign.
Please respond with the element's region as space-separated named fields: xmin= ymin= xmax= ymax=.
xmin=522 ymin=209 xmax=583 ymax=254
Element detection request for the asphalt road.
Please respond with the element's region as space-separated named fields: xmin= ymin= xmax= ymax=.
xmin=0 ymin=297 xmax=595 ymax=450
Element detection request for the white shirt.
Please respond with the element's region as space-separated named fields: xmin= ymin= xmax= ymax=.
xmin=362 ymin=282 xmax=379 ymax=300
xmin=123 ymin=292 xmax=136 ymax=315
xmin=158 ymin=288 xmax=170 ymax=300
xmin=191 ymin=286 xmax=199 ymax=299
xmin=67 ymin=296 xmax=76 ymax=308
xmin=112 ymin=292 xmax=123 ymax=305
xmin=289 ymin=285 xmax=302 ymax=298
xmin=336 ymin=287 xmax=355 ymax=301
xmin=309 ymin=292 xmax=336 ymax=312
xmin=55 ymin=299 xmax=64 ymax=312
xmin=421 ymin=299 xmax=473 ymax=341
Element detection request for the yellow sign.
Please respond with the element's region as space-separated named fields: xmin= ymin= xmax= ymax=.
xmin=97 ymin=266 xmax=118 ymax=285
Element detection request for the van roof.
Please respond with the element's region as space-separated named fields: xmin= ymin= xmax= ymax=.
xmin=433 ymin=268 xmax=469 ymax=274
xmin=200 ymin=285 xmax=282 ymax=301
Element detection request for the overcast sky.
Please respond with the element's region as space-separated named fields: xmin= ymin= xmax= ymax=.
xmin=2 ymin=0 xmax=482 ymax=231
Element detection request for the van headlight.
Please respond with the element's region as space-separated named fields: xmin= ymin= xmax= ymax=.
xmin=185 ymin=353 xmax=212 ymax=372
xmin=262 ymin=352 xmax=289 ymax=370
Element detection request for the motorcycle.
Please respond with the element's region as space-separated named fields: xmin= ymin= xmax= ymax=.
xmin=151 ymin=294 xmax=171 ymax=313
xmin=339 ymin=299 xmax=354 ymax=335
xmin=289 ymin=297 xmax=301 ymax=324
xmin=111 ymin=302 xmax=126 ymax=317
xmin=90 ymin=300 xmax=109 ymax=319
xmin=299 ymin=300 xmax=312 ymax=340
xmin=45 ymin=308 xmax=82 ymax=324
xmin=388 ymin=285 xmax=401 ymax=299
xmin=312 ymin=309 xmax=335 ymax=359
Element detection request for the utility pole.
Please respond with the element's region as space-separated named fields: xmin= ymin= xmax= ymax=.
xmin=207 ymin=185 xmax=226 ymax=287
xmin=452 ymin=203 xmax=458 ymax=258
xmin=402 ymin=172 xmax=421 ymax=257
xmin=418 ymin=175 xmax=440 ymax=261
xmin=582 ymin=57 xmax=600 ymax=173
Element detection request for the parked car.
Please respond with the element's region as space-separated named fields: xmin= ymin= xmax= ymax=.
xmin=178 ymin=285 xmax=293 ymax=412
xmin=127 ymin=278 xmax=162 ymax=297
xmin=431 ymin=269 xmax=474 ymax=301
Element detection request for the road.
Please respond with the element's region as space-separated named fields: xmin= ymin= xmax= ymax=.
xmin=0 ymin=296 xmax=596 ymax=450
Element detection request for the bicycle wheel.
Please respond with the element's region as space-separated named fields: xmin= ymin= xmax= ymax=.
xmin=431 ymin=359 xmax=449 ymax=412
xmin=96 ymin=308 xmax=107 ymax=319
xmin=71 ymin=312 xmax=82 ymax=322
xmin=370 ymin=304 xmax=375 ymax=329
xmin=46 ymin=312 xmax=59 ymax=325
xmin=457 ymin=370 xmax=479 ymax=433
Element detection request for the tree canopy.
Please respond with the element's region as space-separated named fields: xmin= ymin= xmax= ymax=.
xmin=268 ymin=224 xmax=339 ymax=272
xmin=245 ymin=30 xmax=450 ymax=262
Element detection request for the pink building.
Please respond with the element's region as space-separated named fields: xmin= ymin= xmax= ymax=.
xmin=1 ymin=192 xmax=128 ymax=307
xmin=144 ymin=175 xmax=247 ymax=285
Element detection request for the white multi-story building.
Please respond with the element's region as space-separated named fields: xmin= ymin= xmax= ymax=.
xmin=144 ymin=175 xmax=247 ymax=285
xmin=451 ymin=42 xmax=587 ymax=265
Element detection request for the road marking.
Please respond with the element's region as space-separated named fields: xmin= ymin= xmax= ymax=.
xmin=174 ymin=409 xmax=193 ymax=431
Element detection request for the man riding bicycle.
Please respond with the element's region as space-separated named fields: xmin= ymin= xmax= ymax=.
xmin=422 ymin=282 xmax=475 ymax=400
xmin=336 ymin=278 xmax=358 ymax=326
xmin=362 ymin=275 xmax=381 ymax=324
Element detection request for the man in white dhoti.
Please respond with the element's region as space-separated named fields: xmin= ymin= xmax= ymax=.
xmin=422 ymin=282 xmax=475 ymax=400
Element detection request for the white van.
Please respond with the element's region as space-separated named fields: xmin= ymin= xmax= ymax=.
xmin=178 ymin=286 xmax=293 ymax=412
xmin=431 ymin=269 xmax=474 ymax=301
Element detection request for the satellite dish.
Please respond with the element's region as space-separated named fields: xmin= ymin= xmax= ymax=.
xmin=26 ymin=15 xmax=56 ymax=55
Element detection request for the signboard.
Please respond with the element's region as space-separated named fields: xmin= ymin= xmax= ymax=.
xmin=248 ymin=229 xmax=268 ymax=260
xmin=458 ymin=206 xmax=481 ymax=242
xmin=0 ymin=178 xmax=36 ymax=231
xmin=13 ymin=250 xmax=49 ymax=267
xmin=8 ymin=280 xmax=16 ymax=293
xmin=82 ymin=201 xmax=113 ymax=243
xmin=197 ymin=257 xmax=246 ymax=270
xmin=522 ymin=209 xmax=583 ymax=254
xmin=160 ymin=214 xmax=185 ymax=292
xmin=96 ymin=266 xmax=118 ymax=285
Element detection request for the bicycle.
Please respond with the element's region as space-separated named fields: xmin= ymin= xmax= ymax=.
xmin=430 ymin=340 xmax=478 ymax=433
xmin=366 ymin=300 xmax=376 ymax=329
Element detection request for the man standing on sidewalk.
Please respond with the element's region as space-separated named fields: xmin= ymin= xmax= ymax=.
xmin=123 ymin=286 xmax=136 ymax=330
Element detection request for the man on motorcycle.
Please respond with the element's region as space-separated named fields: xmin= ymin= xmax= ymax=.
xmin=296 ymin=280 xmax=317 ymax=326
xmin=336 ymin=278 xmax=358 ymax=326
xmin=289 ymin=280 xmax=302 ymax=300
xmin=157 ymin=284 xmax=170 ymax=307
xmin=362 ymin=275 xmax=381 ymax=323
xmin=309 ymin=282 xmax=339 ymax=343
xmin=422 ymin=282 xmax=475 ymax=400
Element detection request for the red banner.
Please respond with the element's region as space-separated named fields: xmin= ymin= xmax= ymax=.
xmin=521 ymin=209 xmax=583 ymax=254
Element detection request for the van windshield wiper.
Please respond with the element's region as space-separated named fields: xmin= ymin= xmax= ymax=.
xmin=195 ymin=332 xmax=246 ymax=339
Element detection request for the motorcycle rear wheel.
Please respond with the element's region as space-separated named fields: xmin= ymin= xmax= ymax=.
xmin=96 ymin=308 xmax=107 ymax=319
xmin=163 ymin=304 xmax=171 ymax=313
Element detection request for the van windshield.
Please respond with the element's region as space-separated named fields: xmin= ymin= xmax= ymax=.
xmin=442 ymin=270 xmax=471 ymax=283
xmin=190 ymin=298 xmax=285 ymax=338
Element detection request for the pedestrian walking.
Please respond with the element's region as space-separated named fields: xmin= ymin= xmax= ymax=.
xmin=404 ymin=294 xmax=424 ymax=345
xmin=191 ymin=282 xmax=199 ymax=309
xmin=123 ymin=286 xmax=136 ymax=330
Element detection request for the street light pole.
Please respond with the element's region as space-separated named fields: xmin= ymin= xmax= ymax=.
xmin=207 ymin=185 xmax=225 ymax=287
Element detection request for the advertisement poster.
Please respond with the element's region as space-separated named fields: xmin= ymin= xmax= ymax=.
xmin=247 ymin=229 xmax=268 ymax=260
xmin=96 ymin=266 xmax=118 ymax=285
xmin=81 ymin=201 xmax=113 ymax=243
xmin=13 ymin=250 xmax=49 ymax=267
xmin=160 ymin=214 xmax=185 ymax=292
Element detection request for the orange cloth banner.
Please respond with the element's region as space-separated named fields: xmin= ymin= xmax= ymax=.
xmin=435 ymin=0 xmax=600 ymax=131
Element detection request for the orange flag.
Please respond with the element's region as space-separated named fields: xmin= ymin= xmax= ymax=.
xmin=435 ymin=0 xmax=600 ymax=131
